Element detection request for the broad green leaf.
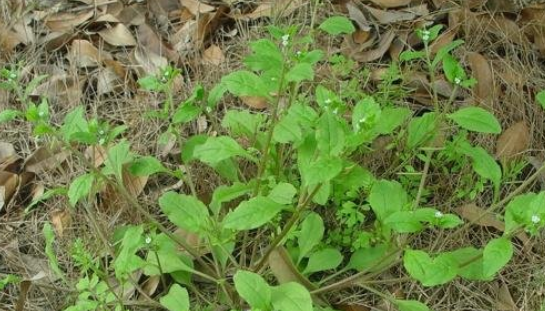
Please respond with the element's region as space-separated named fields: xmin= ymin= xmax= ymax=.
xmin=348 ymin=244 xmax=390 ymax=272
xmin=273 ymin=114 xmax=303 ymax=144
xmin=223 ymin=196 xmax=284 ymax=230
xmin=384 ymin=211 xmax=423 ymax=233
xmin=271 ymin=282 xmax=313 ymax=311
xmin=138 ymin=75 xmax=162 ymax=91
xmin=374 ymin=107 xmax=411 ymax=135
xmin=103 ymin=140 xmax=133 ymax=181
xmin=537 ymin=90 xmax=545 ymax=110
xmin=114 ymin=225 xmax=146 ymax=278
xmin=210 ymin=181 xmax=254 ymax=215
xmin=300 ymin=50 xmax=324 ymax=64
xmin=436 ymin=214 xmax=464 ymax=229
xmin=193 ymin=136 xmax=253 ymax=165
xmin=369 ymin=180 xmax=408 ymax=221
xmin=181 ymin=134 xmax=208 ymax=163
xmin=173 ymin=103 xmax=201 ymax=124
xmin=0 ymin=109 xmax=20 ymax=124
xmin=0 ymin=275 xmax=21 ymax=290
xmin=302 ymin=248 xmax=343 ymax=274
xmin=145 ymin=241 xmax=195 ymax=275
xmin=60 ymin=106 xmax=89 ymax=142
xmin=315 ymin=85 xmax=338 ymax=108
xmin=287 ymin=102 xmax=319 ymax=130
xmin=268 ymin=182 xmax=297 ymax=205
xmin=319 ymin=16 xmax=356 ymax=35
xmin=316 ymin=111 xmax=345 ymax=156
xmin=222 ymin=110 xmax=264 ymax=138
xmin=483 ymin=237 xmax=513 ymax=278
xmin=403 ymin=250 xmax=458 ymax=286
xmin=399 ymin=50 xmax=426 ymax=62
xmin=234 ymin=270 xmax=271 ymax=310
xmin=302 ymin=157 xmax=343 ymax=185
xmin=286 ymin=63 xmax=314 ymax=83
xmin=352 ymin=96 xmax=381 ymax=132
xmin=244 ymin=39 xmax=283 ymax=73
xmin=396 ymin=300 xmax=430 ymax=311
xmin=442 ymin=53 xmax=465 ymax=84
xmin=432 ymin=39 xmax=464 ymax=68
xmin=207 ymin=83 xmax=227 ymax=109
xmin=159 ymin=192 xmax=210 ymax=233
xmin=462 ymin=146 xmax=502 ymax=189
xmin=221 ymin=70 xmax=270 ymax=99
xmin=505 ymin=193 xmax=536 ymax=234
xmin=128 ymin=156 xmax=167 ymax=176
xmin=298 ymin=212 xmax=324 ymax=263
xmin=68 ymin=173 xmax=95 ymax=207
xmin=448 ymin=107 xmax=501 ymax=134
xmin=446 ymin=247 xmax=491 ymax=281
xmin=407 ymin=112 xmax=437 ymax=148
xmin=43 ymin=223 xmax=66 ymax=282
xmin=160 ymin=284 xmax=189 ymax=311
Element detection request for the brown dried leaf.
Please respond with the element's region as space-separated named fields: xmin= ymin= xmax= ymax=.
xmin=494 ymin=283 xmax=519 ymax=311
xmin=96 ymin=66 xmax=122 ymax=95
xmin=117 ymin=4 xmax=147 ymax=26
xmin=50 ymin=209 xmax=71 ymax=237
xmin=0 ymin=142 xmax=16 ymax=163
xmin=467 ymin=52 xmax=494 ymax=103
xmin=495 ymin=121 xmax=530 ymax=162
xmin=140 ymin=276 xmax=161 ymax=299
xmin=346 ymin=2 xmax=371 ymax=31
xmin=137 ymin=23 xmax=178 ymax=62
xmin=202 ymin=44 xmax=225 ymax=66
xmin=362 ymin=4 xmax=417 ymax=24
xmin=180 ymin=0 xmax=215 ymax=15
xmin=268 ymin=247 xmax=316 ymax=289
xmin=44 ymin=10 xmax=94 ymax=32
xmin=242 ymin=0 xmax=304 ymax=20
xmin=123 ymin=167 xmax=148 ymax=198
xmin=85 ymin=145 xmax=108 ymax=167
xmin=174 ymin=228 xmax=210 ymax=257
xmin=69 ymin=39 xmax=103 ymax=68
xmin=241 ymin=96 xmax=268 ymax=109
xmin=0 ymin=24 xmax=22 ymax=53
xmin=98 ymin=23 xmax=137 ymax=46
xmin=368 ymin=0 xmax=411 ymax=8
xmin=334 ymin=304 xmax=371 ymax=311
xmin=0 ymin=171 xmax=19 ymax=212
xmin=351 ymin=30 xmax=395 ymax=62
xmin=24 ymin=145 xmax=68 ymax=174
xmin=131 ymin=46 xmax=168 ymax=76
xmin=352 ymin=30 xmax=371 ymax=44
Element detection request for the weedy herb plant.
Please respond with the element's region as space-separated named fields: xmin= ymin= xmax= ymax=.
xmin=2 ymin=15 xmax=545 ymax=311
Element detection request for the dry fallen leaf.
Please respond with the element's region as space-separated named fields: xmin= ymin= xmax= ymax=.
xmin=351 ymin=30 xmax=395 ymax=62
xmin=241 ymin=96 xmax=268 ymax=109
xmin=44 ymin=10 xmax=94 ymax=32
xmin=268 ymin=247 xmax=315 ymax=289
xmin=50 ymin=209 xmax=71 ymax=237
xmin=0 ymin=171 xmax=19 ymax=212
xmin=180 ymin=0 xmax=216 ymax=15
xmin=368 ymin=0 xmax=411 ymax=8
xmin=99 ymin=23 xmax=137 ymax=46
xmin=467 ymin=52 xmax=494 ymax=103
xmin=494 ymin=283 xmax=519 ymax=311
xmin=137 ymin=23 xmax=178 ymax=62
xmin=495 ymin=121 xmax=531 ymax=162
xmin=0 ymin=142 xmax=16 ymax=163
xmin=202 ymin=44 xmax=225 ymax=66
xmin=362 ymin=4 xmax=417 ymax=24
xmin=242 ymin=0 xmax=304 ymax=20
xmin=23 ymin=145 xmax=68 ymax=174
xmin=68 ymin=39 xmax=103 ymax=68
xmin=346 ymin=2 xmax=371 ymax=31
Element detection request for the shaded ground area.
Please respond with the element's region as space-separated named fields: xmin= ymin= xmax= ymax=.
xmin=1 ymin=0 xmax=545 ymax=310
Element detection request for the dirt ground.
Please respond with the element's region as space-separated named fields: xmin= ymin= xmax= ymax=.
xmin=1 ymin=0 xmax=545 ymax=310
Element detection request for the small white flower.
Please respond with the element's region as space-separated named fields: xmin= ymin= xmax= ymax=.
xmin=98 ymin=138 xmax=106 ymax=145
xmin=296 ymin=51 xmax=302 ymax=56
xmin=325 ymin=98 xmax=332 ymax=104
xmin=8 ymin=73 xmax=16 ymax=80
xmin=332 ymin=108 xmax=339 ymax=115
xmin=205 ymin=107 xmax=212 ymax=113
xmin=271 ymin=77 xmax=277 ymax=81
xmin=434 ymin=211 xmax=444 ymax=218
xmin=98 ymin=130 xmax=105 ymax=135
xmin=281 ymin=34 xmax=290 ymax=46
xmin=454 ymin=77 xmax=462 ymax=85
xmin=163 ymin=71 xmax=170 ymax=77
xmin=421 ymin=30 xmax=430 ymax=42
xmin=359 ymin=117 xmax=367 ymax=123
xmin=145 ymin=236 xmax=152 ymax=244
xmin=531 ymin=215 xmax=541 ymax=224
xmin=38 ymin=111 xmax=45 ymax=117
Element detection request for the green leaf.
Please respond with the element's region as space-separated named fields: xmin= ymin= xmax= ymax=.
xmin=462 ymin=146 xmax=502 ymax=189
xmin=483 ymin=237 xmax=513 ymax=278
xmin=407 ymin=112 xmax=437 ymax=148
xmin=159 ymin=192 xmax=210 ymax=233
xmin=448 ymin=107 xmax=501 ymax=134
xmin=442 ymin=53 xmax=466 ymax=84
xmin=223 ymin=196 xmax=284 ymax=230
xmin=403 ymin=250 xmax=458 ymax=286
xmin=297 ymin=212 xmax=324 ymax=263
xmin=160 ymin=284 xmax=189 ymax=311
xmin=61 ymin=107 xmax=90 ymax=143
xmin=128 ymin=156 xmax=167 ymax=176
xmin=114 ymin=226 xmax=147 ymax=278
xmin=384 ymin=211 xmax=423 ymax=233
xmin=300 ymin=50 xmax=324 ymax=64
xmin=68 ymin=173 xmax=95 ymax=207
xmin=221 ymin=70 xmax=270 ymax=99
xmin=193 ymin=136 xmax=253 ymax=165
xmin=138 ymin=75 xmax=162 ymax=91
xmin=432 ymin=39 xmax=464 ymax=68
xmin=374 ymin=107 xmax=411 ymax=135
xmin=396 ymin=300 xmax=430 ymax=311
xmin=181 ymin=135 xmax=208 ymax=163
xmin=207 ymin=83 xmax=227 ymax=109
xmin=0 ymin=274 xmax=21 ymax=290
xmin=103 ymin=140 xmax=133 ymax=181
xmin=234 ymin=270 xmax=271 ymax=310
xmin=446 ymin=247 xmax=491 ymax=281
xmin=399 ymin=51 xmax=426 ymax=62
xmin=173 ymin=103 xmax=201 ymax=124
xmin=319 ymin=16 xmax=356 ymax=35
xmin=0 ymin=109 xmax=21 ymax=124
xmin=268 ymin=182 xmax=297 ymax=205
xmin=222 ymin=110 xmax=264 ymax=138
xmin=210 ymin=181 xmax=254 ymax=215
xmin=436 ymin=214 xmax=464 ymax=229
xmin=316 ymin=111 xmax=345 ymax=156
xmin=271 ymin=282 xmax=313 ymax=311
xmin=348 ymin=244 xmax=390 ymax=272
xmin=43 ymin=223 xmax=66 ymax=282
xmin=352 ymin=96 xmax=381 ymax=132
xmin=244 ymin=39 xmax=283 ymax=73
xmin=303 ymin=248 xmax=343 ymax=274
xmin=537 ymin=90 xmax=545 ymax=110
xmin=273 ymin=114 xmax=303 ymax=144
xmin=369 ymin=180 xmax=408 ymax=221
xmin=302 ymin=157 xmax=343 ymax=185
xmin=286 ymin=63 xmax=314 ymax=83
xmin=145 ymin=246 xmax=194 ymax=275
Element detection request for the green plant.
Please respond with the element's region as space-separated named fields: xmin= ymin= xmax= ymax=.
xmin=2 ymin=16 xmax=545 ymax=311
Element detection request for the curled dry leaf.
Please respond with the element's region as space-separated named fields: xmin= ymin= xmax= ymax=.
xmin=368 ymin=0 xmax=411 ymax=8
xmin=0 ymin=142 xmax=16 ymax=163
xmin=140 ymin=276 xmax=161 ymax=299
xmin=174 ymin=228 xmax=210 ymax=257
xmin=202 ymin=44 xmax=225 ymax=66
xmin=467 ymin=52 xmax=494 ymax=103
xmin=69 ymin=39 xmax=103 ymax=68
xmin=268 ymin=247 xmax=315 ymax=289
xmin=362 ymin=4 xmax=417 ymax=24
xmin=351 ymin=30 xmax=395 ymax=62
xmin=0 ymin=171 xmax=18 ymax=212
xmin=241 ymin=96 xmax=268 ymax=109
xmin=85 ymin=145 xmax=108 ymax=167
xmin=180 ymin=0 xmax=216 ymax=15
xmin=117 ymin=4 xmax=147 ymax=26
xmin=242 ymin=0 xmax=304 ymax=20
xmin=44 ymin=10 xmax=94 ymax=32
xmin=50 ymin=209 xmax=71 ymax=237
xmin=131 ymin=46 xmax=168 ymax=76
xmin=23 ymin=145 xmax=69 ymax=175
xmin=98 ymin=23 xmax=137 ymax=46
xmin=96 ymin=66 xmax=122 ymax=95
xmin=495 ymin=121 xmax=530 ymax=162
xmin=137 ymin=23 xmax=178 ymax=62
xmin=494 ymin=283 xmax=519 ymax=311
xmin=346 ymin=2 xmax=371 ymax=31
xmin=455 ymin=204 xmax=529 ymax=243
xmin=0 ymin=23 xmax=23 ymax=53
